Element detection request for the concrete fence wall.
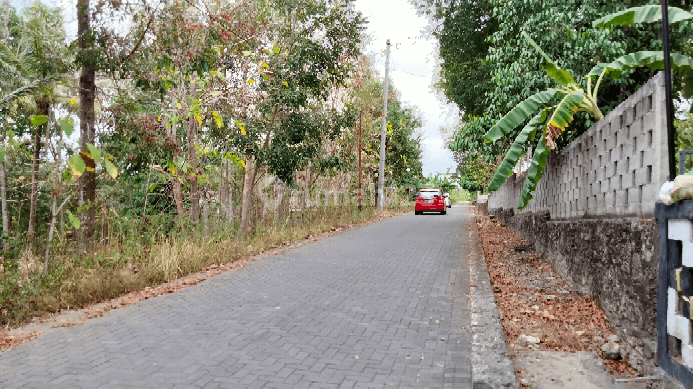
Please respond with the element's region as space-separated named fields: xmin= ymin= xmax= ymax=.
xmin=488 ymin=72 xmax=669 ymax=218
xmin=486 ymin=72 xmax=670 ymax=379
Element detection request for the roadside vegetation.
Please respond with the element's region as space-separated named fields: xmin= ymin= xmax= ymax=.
xmin=448 ymin=188 xmax=475 ymax=203
xmin=414 ymin=0 xmax=693 ymax=196
xmin=0 ymin=0 xmax=426 ymax=327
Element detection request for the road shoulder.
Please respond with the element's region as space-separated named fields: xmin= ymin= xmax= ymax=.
xmin=464 ymin=204 xmax=519 ymax=388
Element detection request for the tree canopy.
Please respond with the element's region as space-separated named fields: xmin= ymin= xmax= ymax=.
xmin=414 ymin=0 xmax=693 ymax=189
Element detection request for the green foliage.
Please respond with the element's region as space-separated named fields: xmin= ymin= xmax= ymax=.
xmin=424 ymin=172 xmax=456 ymax=194
xmin=593 ymin=5 xmax=693 ymax=28
xmin=483 ymin=28 xmax=693 ymax=208
xmin=448 ymin=188 xmax=475 ymax=203
xmin=487 ymin=111 xmax=544 ymax=191
xmin=455 ymin=154 xmax=497 ymax=191
xmin=587 ymin=51 xmax=693 ymax=80
xmin=675 ymin=116 xmax=693 ymax=173
xmin=425 ymin=0 xmax=683 ymax=177
xmin=518 ymin=129 xmax=550 ymax=209
xmin=66 ymin=144 xmax=118 ymax=180
xmin=29 ymin=115 xmax=47 ymax=126
xmin=484 ymin=89 xmax=558 ymax=143
xmin=383 ymin=100 xmax=425 ymax=188
xmin=0 ymin=0 xmax=426 ymax=327
xmin=345 ymin=72 xmax=424 ymax=191
xmin=424 ymin=0 xmax=498 ymax=117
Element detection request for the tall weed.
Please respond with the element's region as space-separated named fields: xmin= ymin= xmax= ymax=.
xmin=0 ymin=204 xmax=407 ymax=326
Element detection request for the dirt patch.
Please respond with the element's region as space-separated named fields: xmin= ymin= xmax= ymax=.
xmin=472 ymin=207 xmax=643 ymax=386
xmin=0 ymin=330 xmax=43 ymax=354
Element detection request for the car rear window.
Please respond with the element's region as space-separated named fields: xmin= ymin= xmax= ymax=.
xmin=416 ymin=192 xmax=439 ymax=198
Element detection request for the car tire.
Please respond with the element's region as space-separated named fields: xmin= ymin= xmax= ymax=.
xmin=415 ymin=211 xmax=420 ymax=215
xmin=442 ymin=210 xmax=446 ymax=215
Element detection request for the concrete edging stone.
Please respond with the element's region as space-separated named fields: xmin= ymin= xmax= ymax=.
xmin=466 ymin=207 xmax=519 ymax=388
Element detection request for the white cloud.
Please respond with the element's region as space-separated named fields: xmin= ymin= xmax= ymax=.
xmin=354 ymin=0 xmax=458 ymax=176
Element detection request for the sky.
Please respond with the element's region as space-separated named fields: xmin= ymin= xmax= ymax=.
xmin=353 ymin=0 xmax=459 ymax=177
xmin=8 ymin=0 xmax=460 ymax=176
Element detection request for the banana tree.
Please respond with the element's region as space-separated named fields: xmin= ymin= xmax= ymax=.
xmin=484 ymin=30 xmax=693 ymax=209
xmin=592 ymin=5 xmax=693 ymax=29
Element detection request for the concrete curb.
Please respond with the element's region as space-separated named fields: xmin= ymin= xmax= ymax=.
xmin=466 ymin=207 xmax=519 ymax=388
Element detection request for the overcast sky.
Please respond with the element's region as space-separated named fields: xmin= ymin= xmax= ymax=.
xmin=353 ymin=0 xmax=459 ymax=176
xmin=9 ymin=0 xmax=459 ymax=176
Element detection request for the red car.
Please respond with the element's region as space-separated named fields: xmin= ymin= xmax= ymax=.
xmin=414 ymin=188 xmax=446 ymax=215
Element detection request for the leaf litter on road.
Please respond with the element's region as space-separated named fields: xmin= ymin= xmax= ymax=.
xmin=472 ymin=207 xmax=640 ymax=384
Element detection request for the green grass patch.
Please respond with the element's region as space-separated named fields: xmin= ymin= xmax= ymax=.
xmin=449 ymin=188 xmax=476 ymax=203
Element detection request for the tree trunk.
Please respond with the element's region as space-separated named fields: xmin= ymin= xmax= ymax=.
xmin=238 ymin=105 xmax=279 ymax=234
xmin=45 ymin=195 xmax=71 ymax=273
xmin=187 ymin=117 xmax=200 ymax=222
xmin=27 ymin=99 xmax=49 ymax=245
xmin=239 ymin=157 xmax=255 ymax=234
xmin=274 ymin=186 xmax=285 ymax=225
xmin=142 ymin=167 xmax=151 ymax=221
xmin=202 ymin=193 xmax=210 ymax=236
xmin=44 ymin=195 xmax=57 ymax=272
xmin=78 ymin=0 xmax=96 ymax=253
xmin=219 ymin=157 xmax=226 ymax=219
xmin=100 ymin=201 xmax=109 ymax=245
xmin=171 ymin=148 xmax=185 ymax=218
xmin=0 ymin=161 xmax=9 ymax=251
xmin=224 ymin=158 xmax=233 ymax=220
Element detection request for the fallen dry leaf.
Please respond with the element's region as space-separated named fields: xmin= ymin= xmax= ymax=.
xmin=0 ymin=331 xmax=43 ymax=354
xmin=472 ymin=208 xmax=640 ymax=380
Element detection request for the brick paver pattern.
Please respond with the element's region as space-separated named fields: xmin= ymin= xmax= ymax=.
xmin=0 ymin=208 xmax=472 ymax=388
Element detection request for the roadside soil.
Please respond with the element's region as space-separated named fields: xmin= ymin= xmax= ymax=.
xmin=0 ymin=209 xmax=408 ymax=354
xmin=471 ymin=207 xmax=648 ymax=388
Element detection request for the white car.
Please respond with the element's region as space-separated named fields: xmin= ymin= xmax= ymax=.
xmin=444 ymin=193 xmax=451 ymax=208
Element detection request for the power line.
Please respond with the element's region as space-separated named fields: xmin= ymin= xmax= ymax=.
xmin=390 ymin=68 xmax=428 ymax=78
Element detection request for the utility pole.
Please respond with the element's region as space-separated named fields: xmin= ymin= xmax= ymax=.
xmin=358 ymin=112 xmax=362 ymax=212
xmin=661 ymin=0 xmax=676 ymax=180
xmin=377 ymin=39 xmax=391 ymax=212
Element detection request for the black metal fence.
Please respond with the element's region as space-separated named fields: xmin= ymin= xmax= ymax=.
xmin=656 ymin=200 xmax=693 ymax=386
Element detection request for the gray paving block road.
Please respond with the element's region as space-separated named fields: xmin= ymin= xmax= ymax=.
xmin=0 ymin=207 xmax=473 ymax=388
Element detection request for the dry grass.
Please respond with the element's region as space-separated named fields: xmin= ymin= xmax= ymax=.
xmin=1 ymin=205 xmax=409 ymax=329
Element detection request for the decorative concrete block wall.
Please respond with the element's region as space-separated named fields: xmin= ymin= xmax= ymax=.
xmin=488 ymin=72 xmax=669 ymax=219
xmin=487 ymin=72 xmax=672 ymax=379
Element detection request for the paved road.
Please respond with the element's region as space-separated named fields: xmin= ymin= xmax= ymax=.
xmin=0 ymin=207 xmax=473 ymax=388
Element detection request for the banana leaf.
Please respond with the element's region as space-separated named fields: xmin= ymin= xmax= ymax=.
xmin=518 ymin=128 xmax=550 ymax=210
xmin=547 ymin=90 xmax=584 ymax=130
xmin=487 ymin=110 xmax=546 ymax=192
xmin=522 ymin=32 xmax=574 ymax=86
xmin=584 ymin=63 xmax=608 ymax=83
xmin=586 ymin=51 xmax=693 ymax=81
xmin=484 ymin=89 xmax=558 ymax=143
xmin=593 ymin=5 xmax=693 ymax=29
